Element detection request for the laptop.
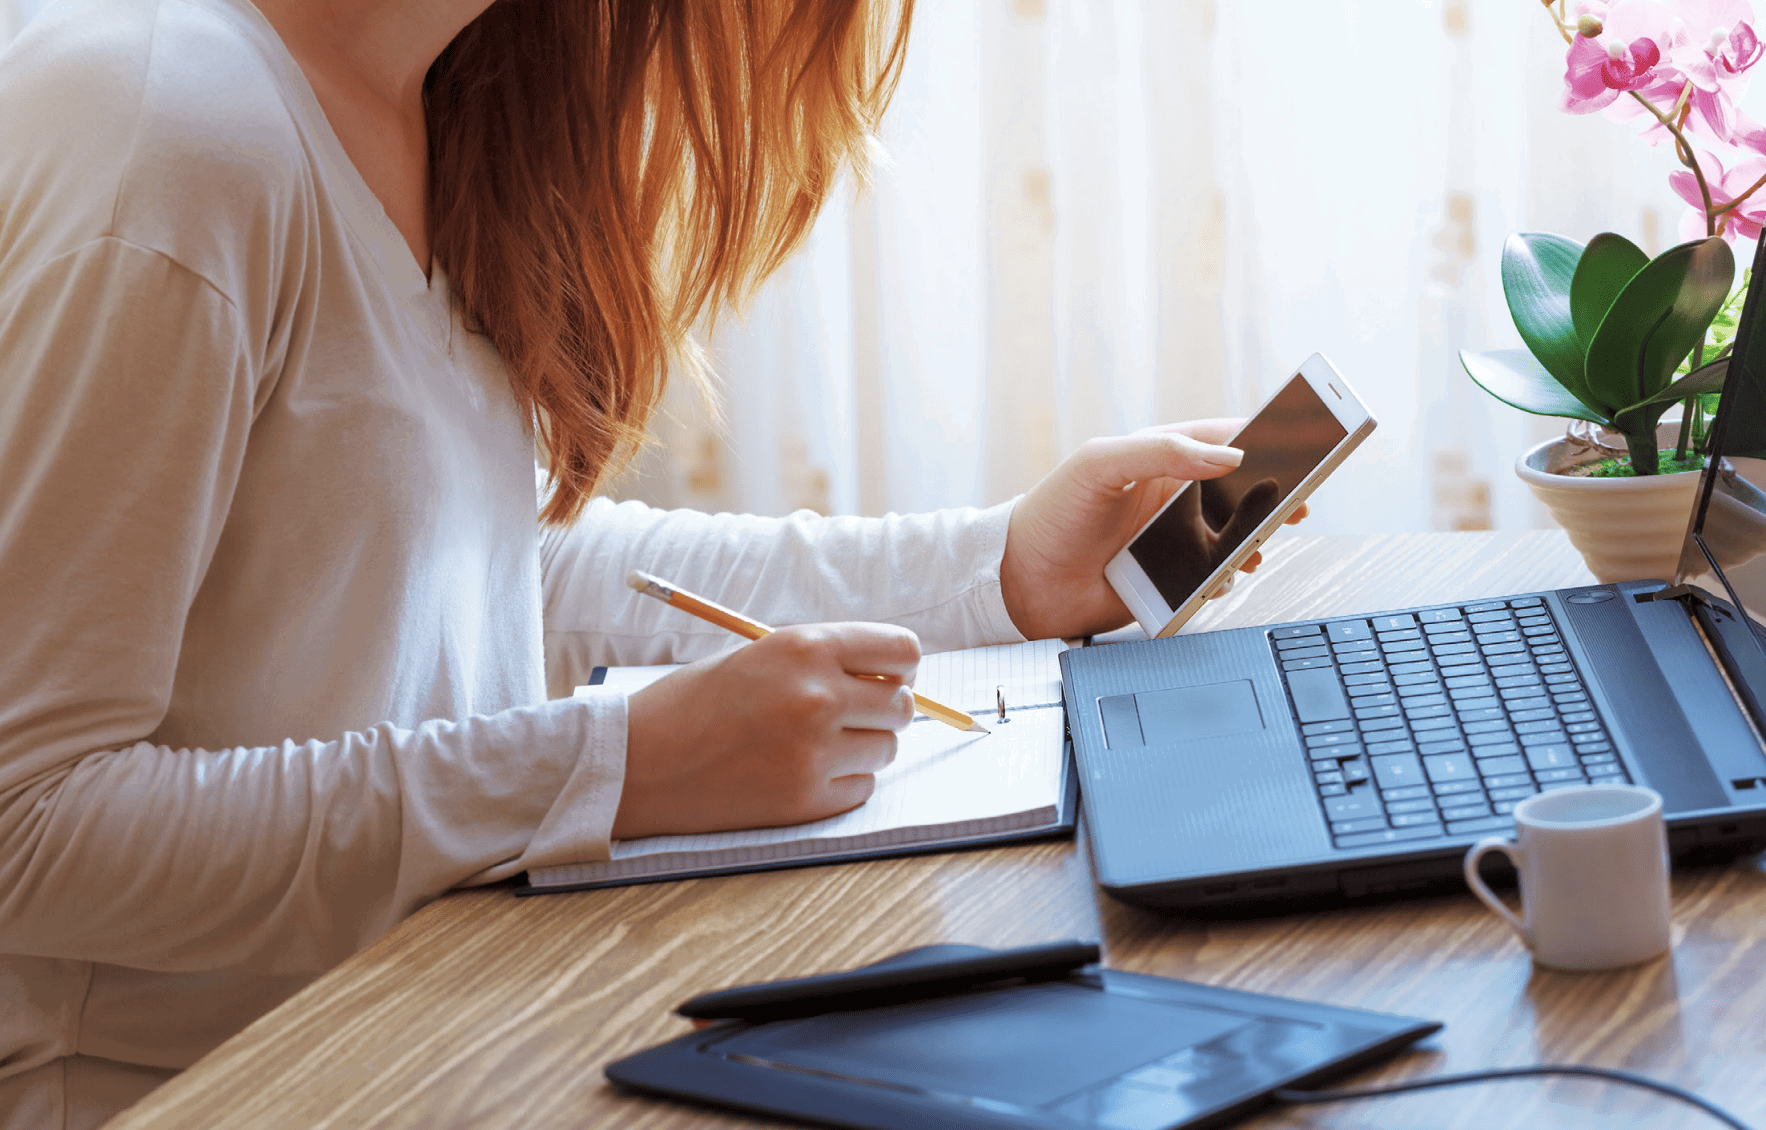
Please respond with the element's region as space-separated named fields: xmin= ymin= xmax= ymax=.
xmin=1059 ymin=235 xmax=1766 ymax=912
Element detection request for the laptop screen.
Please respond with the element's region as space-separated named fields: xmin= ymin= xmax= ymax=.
xmin=1674 ymin=233 xmax=1766 ymax=623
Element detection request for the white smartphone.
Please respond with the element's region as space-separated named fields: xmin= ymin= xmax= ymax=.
xmin=1104 ymin=352 xmax=1376 ymax=638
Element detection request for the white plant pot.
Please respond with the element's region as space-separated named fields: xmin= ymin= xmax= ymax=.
xmin=1515 ymin=425 xmax=1703 ymax=584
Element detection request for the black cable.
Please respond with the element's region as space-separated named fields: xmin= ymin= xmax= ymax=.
xmin=1273 ymin=1065 xmax=1753 ymax=1130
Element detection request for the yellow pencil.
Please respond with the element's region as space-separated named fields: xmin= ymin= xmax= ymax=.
xmin=625 ymin=569 xmax=989 ymax=733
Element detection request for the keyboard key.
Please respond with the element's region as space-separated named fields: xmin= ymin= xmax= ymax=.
xmin=1379 ymin=631 xmax=1423 ymax=646
xmin=1349 ymin=681 xmax=1395 ymax=698
xmin=1405 ymin=702 xmax=1451 ymax=719
xmin=1575 ymin=740 xmax=1612 ymax=754
xmin=1509 ymin=596 xmax=1543 ymax=607
xmin=1383 ymin=639 xmax=1428 ymax=655
xmin=1462 ymin=719 xmax=1507 ymax=734
xmin=1494 ymin=798 xmax=1530 ymax=813
xmin=1286 ymin=667 xmax=1351 ymax=721
xmin=1439 ymin=663 xmax=1485 ymax=679
xmin=1284 ymin=656 xmax=1333 ymax=671
xmin=1397 ymin=682 xmax=1445 ymax=698
xmin=1338 ymin=660 xmax=1384 ymax=675
xmin=1560 ymin=710 xmax=1596 ymax=723
xmin=1508 ymin=708 xmax=1555 ymax=723
xmin=1456 ymin=706 xmax=1504 ymax=723
xmin=1488 ymin=661 xmax=1535 ymax=677
xmin=1315 ymin=770 xmax=1345 ymax=786
xmin=1423 ymin=623 xmax=1470 ymax=637
xmin=1411 ymin=716 xmax=1457 ymax=732
xmin=1499 ymin=684 xmax=1549 ymax=700
xmin=1390 ymin=660 xmax=1434 ymax=676
xmin=1302 ymin=719 xmax=1356 ymax=736
xmin=1275 ymin=636 xmax=1330 ymax=653
xmin=1391 ymin=811 xmax=1444 ymax=827
xmin=1424 ymin=752 xmax=1478 ymax=782
xmin=1521 ymin=625 xmax=1558 ymax=637
xmin=1588 ymin=763 xmax=1626 ymax=778
xmin=1495 ymin=675 xmax=1545 ymax=691
xmin=1473 ymin=626 xmax=1521 ymax=642
xmin=1540 ymin=779 xmax=1587 ymax=792
xmin=1525 ymin=744 xmax=1577 ymax=770
xmin=1328 ymin=620 xmax=1372 ymax=642
xmin=1487 ymin=780 xmax=1535 ymax=796
xmin=1448 ymin=815 xmax=1515 ymax=836
xmin=1419 ymin=737 xmax=1468 ymax=755
xmin=1470 ymin=742 xmax=1521 ymax=758
xmin=1468 ymin=730 xmax=1519 ymax=746
xmin=1332 ymin=817 xmax=1390 ymax=835
xmin=1551 ymin=690 xmax=1589 ymax=704
xmin=1273 ymin=625 xmax=1323 ymax=639
xmin=1450 ymin=691 xmax=1500 ymax=708
xmin=1536 ymin=767 xmax=1586 ymax=783
xmin=1355 ymin=704 xmax=1401 ymax=720
xmin=1544 ymin=672 xmax=1580 ymax=685
xmin=1305 ymin=731 xmax=1360 ymax=749
xmin=1341 ymin=759 xmax=1371 ymax=784
xmin=1405 ymin=693 xmax=1449 ymax=709
xmin=1506 ymin=695 xmax=1551 ymax=711
xmin=1371 ymin=753 xmax=1426 ymax=787
xmin=1351 ymin=693 xmax=1397 ymax=710
xmin=1345 ymin=672 xmax=1391 ymax=686
xmin=1481 ymin=641 xmax=1526 ymax=656
xmin=1335 ymin=644 xmax=1379 ymax=662
xmin=1515 ymin=719 xmax=1563 ymax=734
xmin=1368 ymin=738 xmax=1416 ymax=755
xmin=1323 ymin=793 xmax=1384 ymax=821
xmin=1381 ymin=784 xmax=1431 ymax=801
xmin=1442 ymin=802 xmax=1493 ymax=821
xmin=1372 ymin=614 xmax=1418 ymax=632
xmin=1431 ymin=641 xmax=1477 ymax=657
xmin=1477 ymin=754 xmax=1527 ymax=776
xmin=1578 ymin=752 xmax=1616 ymax=765
xmin=1446 ymin=675 xmax=1493 ymax=690
xmin=1538 ymin=662 xmax=1575 ymax=675
xmin=1566 ymin=721 xmax=1602 ymax=734
xmin=1432 ymin=778 xmax=1482 ymax=796
xmin=1519 ymin=731 xmax=1568 ymax=746
xmin=1318 ymin=782 xmax=1348 ymax=796
xmin=1359 ymin=715 xmax=1405 ymax=733
xmin=1468 ymin=610 xmax=1514 ymax=624
xmin=1418 ymin=608 xmax=1464 ymax=623
xmin=1387 ymin=798 xmax=1438 ymax=815
xmin=1336 ymin=825 xmax=1444 ymax=848
xmin=1466 ymin=601 xmax=1508 ymax=613
xmin=1395 ymin=672 xmax=1442 ymax=687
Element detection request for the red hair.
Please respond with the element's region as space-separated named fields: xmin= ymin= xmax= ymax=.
xmin=424 ymin=0 xmax=914 ymax=524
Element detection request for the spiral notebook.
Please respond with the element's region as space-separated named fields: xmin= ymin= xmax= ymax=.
xmin=519 ymin=638 xmax=1074 ymax=894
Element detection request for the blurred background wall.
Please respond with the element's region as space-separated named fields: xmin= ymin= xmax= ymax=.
xmin=6 ymin=0 xmax=1748 ymax=534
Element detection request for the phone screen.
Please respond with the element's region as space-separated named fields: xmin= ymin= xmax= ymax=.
xmin=1128 ymin=374 xmax=1348 ymax=610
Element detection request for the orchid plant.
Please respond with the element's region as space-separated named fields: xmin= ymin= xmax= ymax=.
xmin=1461 ymin=0 xmax=1766 ymax=476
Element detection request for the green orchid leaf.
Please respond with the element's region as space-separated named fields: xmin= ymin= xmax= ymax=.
xmin=1584 ymin=237 xmax=1735 ymax=414
xmin=1460 ymin=348 xmax=1605 ymax=423
xmin=1569 ymin=232 xmax=1648 ymax=354
xmin=1501 ymin=232 xmax=1587 ymax=399
xmin=1620 ymin=357 xmax=1729 ymax=411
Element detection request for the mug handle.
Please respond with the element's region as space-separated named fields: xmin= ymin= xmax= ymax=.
xmin=1463 ymin=835 xmax=1530 ymax=946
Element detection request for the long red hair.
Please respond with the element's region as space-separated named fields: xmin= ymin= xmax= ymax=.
xmin=424 ymin=0 xmax=914 ymax=524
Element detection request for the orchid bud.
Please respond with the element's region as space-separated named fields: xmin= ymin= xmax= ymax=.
xmin=1578 ymin=13 xmax=1604 ymax=36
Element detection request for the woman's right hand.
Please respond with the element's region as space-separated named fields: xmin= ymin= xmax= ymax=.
xmin=613 ymin=624 xmax=921 ymax=839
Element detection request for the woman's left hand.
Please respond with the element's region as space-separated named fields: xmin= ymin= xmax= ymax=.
xmin=999 ymin=420 xmax=1308 ymax=640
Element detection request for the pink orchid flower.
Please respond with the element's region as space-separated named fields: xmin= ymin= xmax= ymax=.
xmin=1562 ymin=0 xmax=1680 ymax=113
xmin=1670 ymin=150 xmax=1766 ymax=241
xmin=1663 ymin=0 xmax=1763 ymax=140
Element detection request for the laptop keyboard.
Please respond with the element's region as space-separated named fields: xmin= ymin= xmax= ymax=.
xmin=1269 ymin=597 xmax=1632 ymax=849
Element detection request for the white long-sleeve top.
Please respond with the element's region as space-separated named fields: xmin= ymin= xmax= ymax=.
xmin=0 ymin=2 xmax=1024 ymax=1126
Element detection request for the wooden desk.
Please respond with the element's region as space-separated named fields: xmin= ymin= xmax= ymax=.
xmin=108 ymin=532 xmax=1766 ymax=1130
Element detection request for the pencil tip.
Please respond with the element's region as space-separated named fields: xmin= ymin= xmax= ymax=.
xmin=968 ymin=720 xmax=991 ymax=734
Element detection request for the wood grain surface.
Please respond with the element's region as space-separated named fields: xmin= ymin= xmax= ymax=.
xmin=105 ymin=532 xmax=1766 ymax=1130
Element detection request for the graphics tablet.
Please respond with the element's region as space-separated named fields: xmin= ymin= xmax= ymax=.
xmin=606 ymin=944 xmax=1440 ymax=1130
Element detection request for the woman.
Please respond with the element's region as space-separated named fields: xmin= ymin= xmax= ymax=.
xmin=0 ymin=1 xmax=1263 ymax=1126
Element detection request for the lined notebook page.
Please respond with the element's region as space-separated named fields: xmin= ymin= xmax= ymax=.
xmin=533 ymin=637 xmax=1067 ymax=887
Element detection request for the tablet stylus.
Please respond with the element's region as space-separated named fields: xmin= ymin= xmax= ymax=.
xmin=677 ymin=940 xmax=1102 ymax=1024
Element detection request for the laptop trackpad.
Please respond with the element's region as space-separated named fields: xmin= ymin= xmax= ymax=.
xmin=1101 ymin=680 xmax=1265 ymax=748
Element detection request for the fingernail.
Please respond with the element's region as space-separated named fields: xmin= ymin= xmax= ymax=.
xmin=1203 ymin=445 xmax=1243 ymax=468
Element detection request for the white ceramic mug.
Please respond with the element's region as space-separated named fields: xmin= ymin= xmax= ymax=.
xmin=1462 ymin=783 xmax=1671 ymax=971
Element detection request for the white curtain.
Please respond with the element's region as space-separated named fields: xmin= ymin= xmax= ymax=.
xmin=5 ymin=0 xmax=1741 ymax=534
xmin=620 ymin=0 xmax=1737 ymax=537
